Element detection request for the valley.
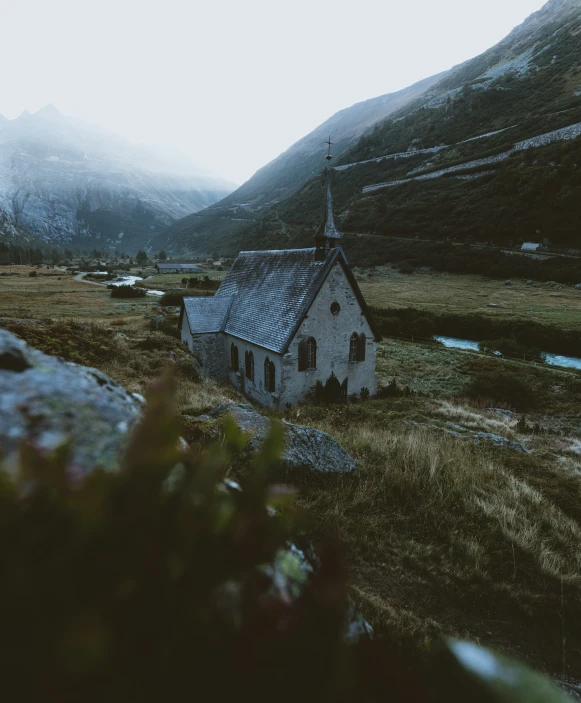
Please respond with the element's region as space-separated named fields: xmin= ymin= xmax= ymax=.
xmin=2 ymin=263 xmax=581 ymax=683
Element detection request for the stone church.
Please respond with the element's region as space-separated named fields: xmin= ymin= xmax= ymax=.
xmin=179 ymin=146 xmax=380 ymax=407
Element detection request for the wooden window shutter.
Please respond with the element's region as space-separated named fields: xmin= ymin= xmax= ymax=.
xmin=358 ymin=334 xmax=366 ymax=362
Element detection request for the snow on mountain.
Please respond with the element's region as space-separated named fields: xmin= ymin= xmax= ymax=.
xmin=0 ymin=106 xmax=235 ymax=251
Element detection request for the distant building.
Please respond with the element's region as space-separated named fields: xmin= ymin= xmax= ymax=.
xmin=155 ymin=263 xmax=202 ymax=274
xmin=179 ymin=146 xmax=380 ymax=408
xmin=521 ymin=242 xmax=541 ymax=252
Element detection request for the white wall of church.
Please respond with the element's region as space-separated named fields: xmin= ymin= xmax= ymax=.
xmin=224 ymin=335 xmax=283 ymax=408
xmin=281 ymin=262 xmax=377 ymax=405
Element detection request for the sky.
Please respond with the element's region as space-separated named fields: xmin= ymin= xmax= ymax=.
xmin=1 ymin=0 xmax=548 ymax=185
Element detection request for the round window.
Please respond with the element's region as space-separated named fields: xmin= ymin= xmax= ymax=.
xmin=330 ymin=302 xmax=340 ymax=316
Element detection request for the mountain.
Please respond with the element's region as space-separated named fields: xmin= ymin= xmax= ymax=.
xmin=155 ymin=72 xmax=449 ymax=254
xmin=0 ymin=106 xmax=235 ymax=252
xmin=163 ymin=0 xmax=581 ymax=258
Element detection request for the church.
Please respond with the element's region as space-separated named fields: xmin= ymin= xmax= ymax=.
xmin=179 ymin=143 xmax=380 ymax=407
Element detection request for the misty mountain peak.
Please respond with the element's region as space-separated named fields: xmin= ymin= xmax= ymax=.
xmin=34 ymin=104 xmax=63 ymax=120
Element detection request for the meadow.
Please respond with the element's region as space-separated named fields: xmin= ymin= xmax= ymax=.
xmin=357 ymin=267 xmax=581 ymax=330
xmin=1 ymin=265 xmax=581 ymax=683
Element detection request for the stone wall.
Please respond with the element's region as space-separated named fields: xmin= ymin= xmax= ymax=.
xmin=180 ymin=260 xmax=378 ymax=407
xmin=180 ymin=320 xmax=228 ymax=383
xmin=224 ymin=335 xmax=282 ymax=408
xmin=281 ymin=261 xmax=377 ymax=405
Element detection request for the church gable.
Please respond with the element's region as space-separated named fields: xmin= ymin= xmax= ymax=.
xmin=290 ymin=261 xmax=374 ymax=358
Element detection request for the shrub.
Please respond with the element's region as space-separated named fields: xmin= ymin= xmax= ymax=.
xmin=467 ymin=371 xmax=535 ymax=410
xmin=160 ymin=290 xmax=187 ymax=306
xmin=0 ymin=379 xmax=572 ymax=701
xmin=479 ymin=338 xmax=546 ymax=363
xmin=28 ymin=270 xmax=37 ymax=277
xmin=110 ymin=285 xmax=146 ymax=299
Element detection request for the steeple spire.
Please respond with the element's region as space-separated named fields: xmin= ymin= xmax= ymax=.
xmin=315 ymin=136 xmax=341 ymax=260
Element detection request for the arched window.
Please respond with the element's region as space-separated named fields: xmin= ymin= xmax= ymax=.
xmin=245 ymin=350 xmax=254 ymax=381
xmin=264 ymin=356 xmax=276 ymax=392
xmin=298 ymin=337 xmax=317 ymax=371
xmin=349 ymin=333 xmax=359 ymax=362
xmin=349 ymin=333 xmax=366 ymax=362
xmin=230 ymin=343 xmax=239 ymax=371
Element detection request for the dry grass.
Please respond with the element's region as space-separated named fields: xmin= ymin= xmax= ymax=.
xmin=3 ymin=266 xmax=581 ymax=678
xmin=0 ymin=266 xmax=157 ymax=322
xmin=291 ymin=422 xmax=581 ymax=675
xmin=357 ymin=268 xmax=581 ymax=330
xmin=434 ymin=401 xmax=517 ymax=437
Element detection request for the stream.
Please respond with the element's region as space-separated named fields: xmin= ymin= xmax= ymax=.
xmin=434 ymin=336 xmax=581 ymax=370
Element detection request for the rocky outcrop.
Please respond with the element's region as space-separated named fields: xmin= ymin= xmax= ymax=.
xmin=0 ymin=329 xmax=142 ymax=475
xmin=208 ymin=403 xmax=356 ymax=473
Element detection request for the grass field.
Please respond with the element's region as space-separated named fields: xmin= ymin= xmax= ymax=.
xmin=357 ymin=268 xmax=581 ymax=330
xmin=0 ymin=267 xmax=158 ymax=322
xmin=2 ymin=265 xmax=581 ymax=682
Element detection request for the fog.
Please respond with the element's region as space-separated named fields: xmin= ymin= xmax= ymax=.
xmin=1 ymin=0 xmax=548 ymax=184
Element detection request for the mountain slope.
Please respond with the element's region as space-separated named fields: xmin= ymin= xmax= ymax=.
xmin=155 ymin=72 xmax=448 ymax=253
xmin=0 ymin=106 xmax=235 ymax=252
xmin=164 ymin=0 xmax=581 ymax=257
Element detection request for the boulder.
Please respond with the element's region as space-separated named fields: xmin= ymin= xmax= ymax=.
xmin=0 ymin=329 xmax=142 ymax=476
xmin=210 ymin=403 xmax=356 ymax=473
xmin=149 ymin=315 xmax=166 ymax=330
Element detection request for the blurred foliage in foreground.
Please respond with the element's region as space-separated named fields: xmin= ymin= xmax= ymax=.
xmin=0 ymin=377 xmax=573 ymax=702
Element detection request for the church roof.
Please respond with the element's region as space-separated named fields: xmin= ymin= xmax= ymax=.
xmin=181 ymin=295 xmax=234 ymax=334
xmin=213 ymin=246 xmax=380 ymax=354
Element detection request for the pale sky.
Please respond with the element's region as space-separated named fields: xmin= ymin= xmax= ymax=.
xmin=1 ymin=0 xmax=548 ymax=184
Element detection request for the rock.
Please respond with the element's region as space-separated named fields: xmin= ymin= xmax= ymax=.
xmin=0 ymin=330 xmax=142 ymax=476
xmin=504 ymin=280 xmax=513 ymax=286
xmin=150 ymin=315 xmax=166 ymax=330
xmin=210 ymin=403 xmax=356 ymax=473
xmin=488 ymin=303 xmax=501 ymax=308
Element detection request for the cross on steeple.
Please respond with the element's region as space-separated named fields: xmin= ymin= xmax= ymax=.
xmin=325 ymin=136 xmax=333 ymax=161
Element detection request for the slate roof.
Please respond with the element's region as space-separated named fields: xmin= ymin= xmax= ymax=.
xmin=181 ymin=295 xmax=234 ymax=334
xmin=213 ymin=246 xmax=380 ymax=354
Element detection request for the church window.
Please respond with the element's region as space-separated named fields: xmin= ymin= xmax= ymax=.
xmin=350 ymin=333 xmax=366 ymax=362
xmin=330 ymin=301 xmax=340 ymax=316
xmin=230 ymin=343 xmax=239 ymax=371
xmin=264 ymin=357 xmax=276 ymax=392
xmin=245 ymin=350 xmax=254 ymax=381
xmin=298 ymin=337 xmax=317 ymax=371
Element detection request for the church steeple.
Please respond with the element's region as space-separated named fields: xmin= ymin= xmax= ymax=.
xmin=315 ymin=137 xmax=341 ymax=261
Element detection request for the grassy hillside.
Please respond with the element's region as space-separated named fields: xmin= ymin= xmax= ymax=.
xmin=163 ymin=0 xmax=581 ymax=258
xmin=3 ymin=269 xmax=581 ymax=681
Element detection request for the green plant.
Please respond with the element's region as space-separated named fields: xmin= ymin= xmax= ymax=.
xmin=467 ymin=371 xmax=535 ymax=411
xmin=0 ymin=378 xmax=574 ymax=702
xmin=110 ymin=285 xmax=146 ymax=299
